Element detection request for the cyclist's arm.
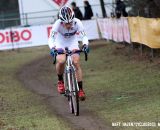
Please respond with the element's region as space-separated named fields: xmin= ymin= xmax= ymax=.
xmin=77 ymin=19 xmax=89 ymax=45
xmin=48 ymin=31 xmax=57 ymax=49
xmin=48 ymin=20 xmax=60 ymax=49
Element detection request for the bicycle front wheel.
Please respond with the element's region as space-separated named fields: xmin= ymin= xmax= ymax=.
xmin=64 ymin=71 xmax=74 ymax=114
xmin=70 ymin=71 xmax=79 ymax=116
xmin=68 ymin=95 xmax=74 ymax=114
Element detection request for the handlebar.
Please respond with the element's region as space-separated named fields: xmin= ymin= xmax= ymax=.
xmin=53 ymin=48 xmax=88 ymax=64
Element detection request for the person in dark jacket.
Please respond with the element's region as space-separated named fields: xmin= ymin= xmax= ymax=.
xmin=71 ymin=2 xmax=83 ymax=20
xmin=83 ymin=0 xmax=93 ymax=20
xmin=115 ymin=0 xmax=128 ymax=18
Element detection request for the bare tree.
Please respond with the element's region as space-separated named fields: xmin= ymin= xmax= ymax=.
xmin=126 ymin=0 xmax=160 ymax=17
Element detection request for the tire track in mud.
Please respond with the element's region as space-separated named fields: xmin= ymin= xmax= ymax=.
xmin=17 ymin=54 xmax=112 ymax=130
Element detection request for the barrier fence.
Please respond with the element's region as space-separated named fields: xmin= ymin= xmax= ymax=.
xmin=128 ymin=17 xmax=160 ymax=49
xmin=0 ymin=20 xmax=99 ymax=50
xmin=0 ymin=17 xmax=160 ymax=51
xmin=97 ymin=17 xmax=131 ymax=43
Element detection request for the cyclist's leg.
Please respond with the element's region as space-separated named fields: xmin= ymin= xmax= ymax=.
xmin=56 ymin=54 xmax=66 ymax=94
xmin=72 ymin=53 xmax=86 ymax=100
xmin=72 ymin=54 xmax=82 ymax=82
xmin=56 ymin=54 xmax=66 ymax=76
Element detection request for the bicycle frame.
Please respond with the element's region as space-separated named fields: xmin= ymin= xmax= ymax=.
xmin=65 ymin=54 xmax=79 ymax=94
xmin=63 ymin=51 xmax=80 ymax=116
xmin=53 ymin=48 xmax=88 ymax=116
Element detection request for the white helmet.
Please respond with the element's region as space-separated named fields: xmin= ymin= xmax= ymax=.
xmin=59 ymin=6 xmax=75 ymax=23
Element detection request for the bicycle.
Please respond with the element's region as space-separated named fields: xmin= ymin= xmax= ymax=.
xmin=53 ymin=47 xmax=88 ymax=116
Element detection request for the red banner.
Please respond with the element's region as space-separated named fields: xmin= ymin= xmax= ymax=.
xmin=52 ymin=0 xmax=68 ymax=6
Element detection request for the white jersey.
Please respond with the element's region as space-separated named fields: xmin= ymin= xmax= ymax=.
xmin=48 ymin=18 xmax=89 ymax=50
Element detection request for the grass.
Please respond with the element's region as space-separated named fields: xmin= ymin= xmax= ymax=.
xmin=0 ymin=47 xmax=70 ymax=130
xmin=82 ymin=41 xmax=160 ymax=130
xmin=0 ymin=40 xmax=160 ymax=130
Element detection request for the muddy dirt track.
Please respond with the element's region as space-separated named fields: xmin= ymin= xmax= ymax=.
xmin=17 ymin=53 xmax=112 ymax=130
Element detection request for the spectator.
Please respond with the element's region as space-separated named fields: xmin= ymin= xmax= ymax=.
xmin=83 ymin=0 xmax=93 ymax=20
xmin=111 ymin=12 xmax=115 ymax=18
xmin=71 ymin=2 xmax=83 ymax=20
xmin=115 ymin=0 xmax=128 ymax=18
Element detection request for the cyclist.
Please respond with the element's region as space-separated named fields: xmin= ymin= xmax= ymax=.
xmin=48 ymin=6 xmax=89 ymax=101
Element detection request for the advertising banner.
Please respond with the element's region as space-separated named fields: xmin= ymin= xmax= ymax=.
xmin=128 ymin=17 xmax=160 ymax=48
xmin=122 ymin=18 xmax=131 ymax=43
xmin=0 ymin=27 xmax=33 ymax=50
xmin=0 ymin=20 xmax=99 ymax=50
xmin=98 ymin=17 xmax=131 ymax=43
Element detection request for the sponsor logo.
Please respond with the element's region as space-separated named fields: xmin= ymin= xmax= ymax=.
xmin=0 ymin=29 xmax=32 ymax=44
xmin=52 ymin=0 xmax=68 ymax=6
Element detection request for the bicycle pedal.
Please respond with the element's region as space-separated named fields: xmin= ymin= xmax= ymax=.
xmin=63 ymin=93 xmax=68 ymax=97
xmin=63 ymin=90 xmax=69 ymax=97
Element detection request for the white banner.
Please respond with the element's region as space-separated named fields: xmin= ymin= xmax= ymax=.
xmin=97 ymin=18 xmax=109 ymax=39
xmin=81 ymin=20 xmax=100 ymax=40
xmin=0 ymin=20 xmax=99 ymax=50
xmin=122 ymin=18 xmax=131 ymax=43
xmin=98 ymin=17 xmax=131 ymax=43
